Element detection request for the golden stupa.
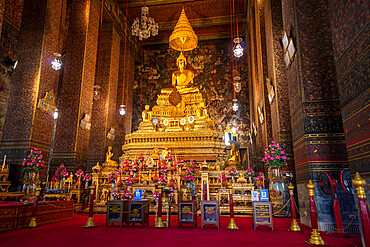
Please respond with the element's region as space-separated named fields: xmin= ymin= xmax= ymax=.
xmin=122 ymin=8 xmax=225 ymax=161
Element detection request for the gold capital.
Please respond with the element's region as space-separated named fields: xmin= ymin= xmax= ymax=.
xmin=353 ymin=172 xmax=366 ymax=199
xmin=288 ymin=182 xmax=294 ymax=196
xmin=307 ymin=180 xmax=315 ymax=196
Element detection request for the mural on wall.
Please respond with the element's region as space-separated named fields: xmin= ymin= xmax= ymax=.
xmin=131 ymin=39 xmax=250 ymax=145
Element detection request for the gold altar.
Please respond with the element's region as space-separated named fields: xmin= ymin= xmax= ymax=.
xmin=122 ymin=8 xmax=225 ymax=162
xmin=88 ymin=8 xmax=255 ymax=215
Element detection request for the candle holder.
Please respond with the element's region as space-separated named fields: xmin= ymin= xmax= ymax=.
xmin=155 ymin=185 xmax=165 ymax=228
xmin=227 ymin=185 xmax=238 ymax=230
xmin=83 ymin=186 xmax=97 ymax=228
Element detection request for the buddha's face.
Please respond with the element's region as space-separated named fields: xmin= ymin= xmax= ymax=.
xmin=178 ymin=59 xmax=185 ymax=71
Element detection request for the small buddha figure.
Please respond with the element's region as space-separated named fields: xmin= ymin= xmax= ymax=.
xmin=104 ymin=146 xmax=118 ymax=170
xmin=142 ymin=105 xmax=152 ymax=122
xmin=151 ymin=147 xmax=159 ymax=160
xmin=172 ymin=52 xmax=194 ymax=89
xmin=226 ymin=143 xmax=240 ymax=166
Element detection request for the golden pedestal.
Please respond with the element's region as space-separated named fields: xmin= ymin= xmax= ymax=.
xmin=289 ymin=219 xmax=301 ymax=232
xmin=83 ymin=217 xmax=97 ymax=228
xmin=227 ymin=218 xmax=238 ymax=230
xmin=306 ymin=229 xmax=325 ymax=245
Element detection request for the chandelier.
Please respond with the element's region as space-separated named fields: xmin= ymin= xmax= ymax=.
xmin=131 ymin=6 xmax=158 ymax=41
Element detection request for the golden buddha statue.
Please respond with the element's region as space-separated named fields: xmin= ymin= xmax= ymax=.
xmin=151 ymin=146 xmax=159 ymax=160
xmin=172 ymin=52 xmax=194 ymax=89
xmin=142 ymin=105 xmax=152 ymax=122
xmin=104 ymin=146 xmax=118 ymax=171
xmin=226 ymin=143 xmax=240 ymax=167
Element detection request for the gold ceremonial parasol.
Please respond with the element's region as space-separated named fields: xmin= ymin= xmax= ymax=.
xmin=169 ymin=8 xmax=198 ymax=51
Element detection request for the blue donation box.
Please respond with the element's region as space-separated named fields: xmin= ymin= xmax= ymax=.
xmin=134 ymin=190 xmax=144 ymax=200
xmin=260 ymin=189 xmax=269 ymax=201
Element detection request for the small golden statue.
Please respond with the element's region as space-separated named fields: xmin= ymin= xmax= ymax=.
xmin=103 ymin=146 xmax=118 ymax=171
xmin=142 ymin=105 xmax=152 ymax=122
xmin=226 ymin=143 xmax=240 ymax=167
xmin=151 ymin=146 xmax=160 ymax=160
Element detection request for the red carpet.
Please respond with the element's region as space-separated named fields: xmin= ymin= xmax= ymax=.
xmin=0 ymin=214 xmax=360 ymax=247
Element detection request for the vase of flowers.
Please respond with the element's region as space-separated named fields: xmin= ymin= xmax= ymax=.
xmin=53 ymin=164 xmax=69 ymax=189
xmin=262 ymin=141 xmax=287 ymax=168
xmin=75 ymin=169 xmax=84 ymax=188
xmin=124 ymin=176 xmax=134 ymax=186
xmin=245 ymin=167 xmax=255 ymax=184
xmin=108 ymin=170 xmax=118 ymax=187
xmin=121 ymin=188 xmax=132 ymax=200
xmin=156 ymin=174 xmax=167 ymax=187
xmin=262 ymin=141 xmax=287 ymax=216
xmin=22 ymin=148 xmax=45 ymax=201
xmin=83 ymin=173 xmax=91 ymax=189
xmin=228 ymin=167 xmax=238 ymax=184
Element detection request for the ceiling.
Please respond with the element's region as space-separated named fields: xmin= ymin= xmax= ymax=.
xmin=117 ymin=0 xmax=247 ymax=45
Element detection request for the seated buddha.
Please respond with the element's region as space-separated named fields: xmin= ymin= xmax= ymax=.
xmin=226 ymin=143 xmax=241 ymax=167
xmin=172 ymin=52 xmax=194 ymax=89
xmin=103 ymin=146 xmax=118 ymax=171
xmin=142 ymin=105 xmax=152 ymax=122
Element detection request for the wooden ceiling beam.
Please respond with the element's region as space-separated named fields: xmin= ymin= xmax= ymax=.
xmin=118 ymin=0 xmax=207 ymax=8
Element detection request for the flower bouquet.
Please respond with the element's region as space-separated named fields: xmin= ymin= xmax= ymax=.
xmin=228 ymin=167 xmax=238 ymax=177
xmin=75 ymin=169 xmax=84 ymax=188
xmin=262 ymin=141 xmax=287 ymax=167
xmin=183 ymin=160 xmax=199 ymax=184
xmin=108 ymin=170 xmax=118 ymax=183
xmin=124 ymin=176 xmax=135 ymax=186
xmin=245 ymin=167 xmax=255 ymax=177
xmin=22 ymin=147 xmax=45 ymax=174
xmin=121 ymin=188 xmax=132 ymax=200
xmin=158 ymin=162 xmax=168 ymax=175
xmin=121 ymin=158 xmax=132 ymax=174
xmin=83 ymin=173 xmax=91 ymax=188
xmin=156 ymin=174 xmax=167 ymax=187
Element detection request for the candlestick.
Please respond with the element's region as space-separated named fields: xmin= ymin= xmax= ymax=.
xmin=2 ymin=155 xmax=6 ymax=171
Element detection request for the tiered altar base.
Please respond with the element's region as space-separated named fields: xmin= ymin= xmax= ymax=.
xmin=123 ymin=130 xmax=225 ymax=161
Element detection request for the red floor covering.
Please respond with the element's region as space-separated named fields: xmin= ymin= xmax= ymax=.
xmin=0 ymin=214 xmax=361 ymax=247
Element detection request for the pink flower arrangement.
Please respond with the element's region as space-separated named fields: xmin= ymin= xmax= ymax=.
xmin=183 ymin=160 xmax=199 ymax=183
xmin=83 ymin=173 xmax=91 ymax=182
xmin=124 ymin=176 xmax=135 ymax=186
xmin=108 ymin=170 xmax=118 ymax=183
xmin=158 ymin=162 xmax=168 ymax=175
xmin=75 ymin=169 xmax=84 ymax=178
xmin=228 ymin=167 xmax=238 ymax=177
xmin=156 ymin=174 xmax=167 ymax=186
xmin=261 ymin=141 xmax=287 ymax=167
xmin=245 ymin=167 xmax=255 ymax=177
xmin=52 ymin=164 xmax=69 ymax=182
xmin=22 ymin=147 xmax=45 ymax=172
xmin=121 ymin=158 xmax=132 ymax=174
xmin=121 ymin=188 xmax=132 ymax=200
